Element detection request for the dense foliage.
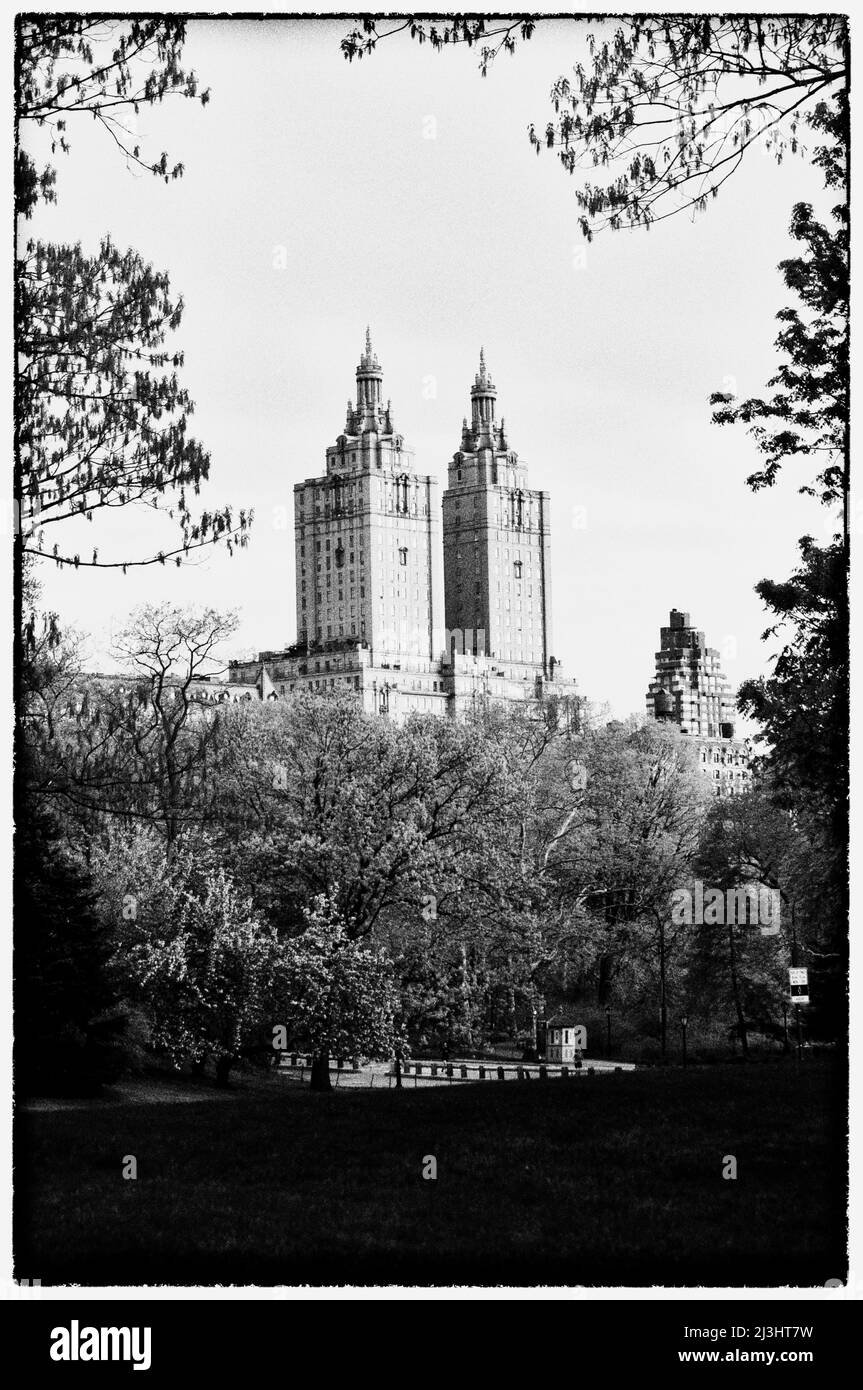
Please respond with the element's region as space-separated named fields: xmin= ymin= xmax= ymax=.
xmin=20 ymin=619 xmax=838 ymax=1093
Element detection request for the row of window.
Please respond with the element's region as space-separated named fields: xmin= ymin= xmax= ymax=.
xmin=307 ymin=623 xmax=365 ymax=640
xmin=281 ymin=675 xmax=363 ymax=692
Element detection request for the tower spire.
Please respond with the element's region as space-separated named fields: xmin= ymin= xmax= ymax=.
xmin=355 ymin=326 xmax=384 ymax=429
xmin=470 ymin=345 xmax=497 ymax=440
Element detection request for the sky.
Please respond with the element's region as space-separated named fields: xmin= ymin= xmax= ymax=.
xmin=21 ymin=15 xmax=837 ymax=724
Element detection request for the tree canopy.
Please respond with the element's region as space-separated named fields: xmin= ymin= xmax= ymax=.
xmin=711 ymin=92 xmax=848 ymax=529
xmin=341 ymin=15 xmax=847 ymax=237
xmin=16 ymin=16 xmax=209 ymax=217
xmin=16 ymin=236 xmax=251 ymax=571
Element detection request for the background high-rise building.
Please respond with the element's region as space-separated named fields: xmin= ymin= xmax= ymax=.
xmin=646 ymin=608 xmax=752 ymax=796
xmin=294 ymin=329 xmax=444 ymax=663
xmin=646 ymin=608 xmax=736 ymax=739
xmin=442 ymin=351 xmax=552 ymax=676
xmin=226 ymin=332 xmax=576 ymax=718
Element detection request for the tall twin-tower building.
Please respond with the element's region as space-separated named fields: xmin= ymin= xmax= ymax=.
xmin=228 ymin=332 xmax=576 ymax=717
xmin=223 ymin=333 xmax=750 ymax=792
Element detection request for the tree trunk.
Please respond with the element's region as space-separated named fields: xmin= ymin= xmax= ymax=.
xmin=310 ymin=1050 xmax=332 ymax=1092
xmin=658 ymin=916 xmax=668 ymax=1060
xmin=460 ymin=942 xmax=473 ymax=1047
xmin=214 ymin=1054 xmax=234 ymax=1088
xmin=728 ymin=924 xmax=749 ymax=1057
xmin=597 ymin=954 xmax=614 ymax=1007
xmin=506 ymin=962 xmax=517 ymax=1038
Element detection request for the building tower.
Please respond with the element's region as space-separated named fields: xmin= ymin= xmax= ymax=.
xmin=646 ymin=608 xmax=752 ymax=796
xmin=646 ymin=609 xmax=735 ymax=738
xmin=441 ymin=351 xmax=552 ymax=678
xmin=294 ymin=329 xmax=445 ymax=664
xmin=227 ymin=332 xmax=575 ymax=720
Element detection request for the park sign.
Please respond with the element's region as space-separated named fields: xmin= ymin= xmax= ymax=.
xmin=789 ymin=967 xmax=810 ymax=1005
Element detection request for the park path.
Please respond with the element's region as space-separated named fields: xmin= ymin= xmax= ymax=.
xmin=20 ymin=1058 xmax=637 ymax=1109
xmin=278 ymin=1056 xmax=636 ymax=1088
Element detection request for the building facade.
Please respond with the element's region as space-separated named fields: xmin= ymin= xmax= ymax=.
xmin=228 ymin=332 xmax=577 ymax=720
xmin=646 ymin=609 xmax=752 ymax=796
xmin=545 ymin=1013 xmax=584 ymax=1064
xmin=441 ymin=349 xmax=552 ymax=677
xmin=295 ymin=328 xmax=445 ymax=663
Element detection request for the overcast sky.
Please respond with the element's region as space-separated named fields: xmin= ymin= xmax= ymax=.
xmin=22 ymin=16 xmax=836 ymax=724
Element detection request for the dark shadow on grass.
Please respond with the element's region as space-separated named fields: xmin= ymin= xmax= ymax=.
xmin=14 ymin=1058 xmax=847 ymax=1289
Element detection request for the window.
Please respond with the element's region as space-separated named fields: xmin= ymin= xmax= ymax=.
xmin=514 ymin=560 xmax=522 ymax=579
xmin=399 ymin=547 xmax=408 ymax=566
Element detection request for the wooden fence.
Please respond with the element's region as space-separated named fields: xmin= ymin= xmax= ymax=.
xmin=277 ymin=1055 xmax=631 ymax=1084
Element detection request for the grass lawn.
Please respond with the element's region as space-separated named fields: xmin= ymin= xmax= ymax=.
xmin=14 ymin=1058 xmax=846 ymax=1287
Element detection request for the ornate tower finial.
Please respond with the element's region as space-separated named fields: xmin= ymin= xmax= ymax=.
xmin=470 ymin=345 xmax=497 ymax=439
xmin=356 ymin=326 xmax=383 ymax=428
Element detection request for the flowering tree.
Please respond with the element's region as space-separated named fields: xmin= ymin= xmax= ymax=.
xmin=282 ymin=894 xmax=403 ymax=1092
xmin=127 ymin=866 xmax=285 ymax=1086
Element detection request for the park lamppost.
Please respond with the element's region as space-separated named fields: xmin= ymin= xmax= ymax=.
xmin=680 ymin=1013 xmax=689 ymax=1068
xmin=605 ymin=1006 xmax=612 ymax=1057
